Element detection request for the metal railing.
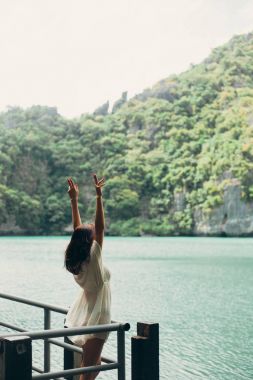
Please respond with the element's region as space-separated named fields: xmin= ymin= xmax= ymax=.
xmin=0 ymin=292 xmax=130 ymax=380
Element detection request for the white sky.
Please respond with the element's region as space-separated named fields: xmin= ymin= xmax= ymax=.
xmin=0 ymin=0 xmax=253 ymax=118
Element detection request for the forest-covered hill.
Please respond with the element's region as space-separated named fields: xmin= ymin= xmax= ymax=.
xmin=1 ymin=32 xmax=253 ymax=235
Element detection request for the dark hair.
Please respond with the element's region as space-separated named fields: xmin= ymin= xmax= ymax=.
xmin=64 ymin=224 xmax=94 ymax=275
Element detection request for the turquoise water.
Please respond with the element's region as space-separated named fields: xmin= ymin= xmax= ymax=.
xmin=0 ymin=237 xmax=253 ymax=379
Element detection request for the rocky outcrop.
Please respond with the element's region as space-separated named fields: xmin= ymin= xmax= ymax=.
xmin=173 ymin=191 xmax=186 ymax=212
xmin=194 ymin=179 xmax=253 ymax=236
xmin=112 ymin=92 xmax=127 ymax=113
xmin=93 ymin=101 xmax=109 ymax=116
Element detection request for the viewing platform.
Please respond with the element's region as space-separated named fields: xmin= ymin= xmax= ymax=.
xmin=0 ymin=292 xmax=159 ymax=380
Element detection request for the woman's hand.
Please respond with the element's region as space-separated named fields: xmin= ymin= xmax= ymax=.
xmin=67 ymin=178 xmax=82 ymax=228
xmin=67 ymin=178 xmax=79 ymax=201
xmin=93 ymin=174 xmax=105 ymax=247
xmin=93 ymin=174 xmax=105 ymax=196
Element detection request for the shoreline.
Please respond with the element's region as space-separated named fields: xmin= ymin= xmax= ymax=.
xmin=0 ymin=232 xmax=253 ymax=238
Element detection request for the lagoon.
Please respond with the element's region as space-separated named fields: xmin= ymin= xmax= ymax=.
xmin=0 ymin=237 xmax=252 ymax=379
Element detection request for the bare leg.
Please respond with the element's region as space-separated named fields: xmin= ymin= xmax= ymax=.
xmin=80 ymin=357 xmax=101 ymax=380
xmin=79 ymin=338 xmax=104 ymax=380
xmin=93 ymin=357 xmax=101 ymax=380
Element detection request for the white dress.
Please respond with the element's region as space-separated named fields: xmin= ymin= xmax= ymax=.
xmin=65 ymin=240 xmax=111 ymax=346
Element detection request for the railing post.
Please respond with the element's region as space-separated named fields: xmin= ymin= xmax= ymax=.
xmin=117 ymin=325 xmax=126 ymax=380
xmin=0 ymin=336 xmax=32 ymax=380
xmin=44 ymin=308 xmax=51 ymax=372
xmin=63 ymin=324 xmax=74 ymax=380
xmin=131 ymin=322 xmax=159 ymax=380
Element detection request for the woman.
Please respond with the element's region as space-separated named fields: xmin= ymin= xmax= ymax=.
xmin=64 ymin=174 xmax=111 ymax=380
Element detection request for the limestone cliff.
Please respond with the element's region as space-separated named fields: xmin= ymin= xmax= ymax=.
xmin=194 ymin=180 xmax=253 ymax=236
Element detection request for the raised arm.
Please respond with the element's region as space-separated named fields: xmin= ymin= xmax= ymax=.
xmin=67 ymin=178 xmax=82 ymax=229
xmin=93 ymin=174 xmax=105 ymax=248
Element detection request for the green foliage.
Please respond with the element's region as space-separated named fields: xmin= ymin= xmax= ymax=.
xmin=140 ymin=217 xmax=175 ymax=236
xmin=109 ymin=218 xmax=141 ymax=236
xmin=1 ymin=31 xmax=253 ymax=235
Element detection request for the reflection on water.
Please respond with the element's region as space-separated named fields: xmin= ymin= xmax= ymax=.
xmin=0 ymin=236 xmax=253 ymax=379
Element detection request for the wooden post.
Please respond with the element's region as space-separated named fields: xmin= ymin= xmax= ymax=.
xmin=131 ymin=322 xmax=159 ymax=380
xmin=0 ymin=336 xmax=32 ymax=380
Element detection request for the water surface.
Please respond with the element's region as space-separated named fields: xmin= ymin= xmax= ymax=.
xmin=0 ymin=237 xmax=252 ymax=379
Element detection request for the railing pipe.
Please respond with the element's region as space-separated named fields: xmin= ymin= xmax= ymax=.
xmin=44 ymin=309 xmax=51 ymax=372
xmin=0 ymin=321 xmax=115 ymax=363
xmin=32 ymin=366 xmax=44 ymax=374
xmin=1 ymin=323 xmax=130 ymax=340
xmin=0 ymin=292 xmax=67 ymax=314
xmin=0 ymin=321 xmax=26 ymax=332
xmin=32 ymin=363 xmax=118 ymax=380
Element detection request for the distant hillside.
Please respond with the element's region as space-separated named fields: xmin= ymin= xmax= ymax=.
xmin=1 ymin=31 xmax=253 ymax=236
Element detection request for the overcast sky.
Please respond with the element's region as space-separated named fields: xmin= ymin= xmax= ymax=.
xmin=0 ymin=0 xmax=252 ymax=118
